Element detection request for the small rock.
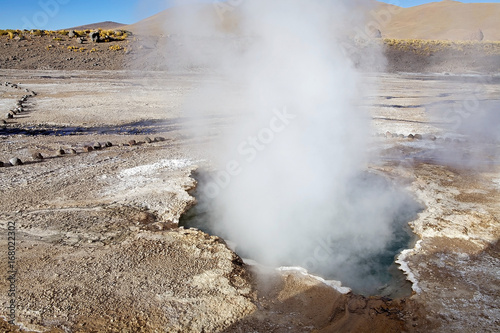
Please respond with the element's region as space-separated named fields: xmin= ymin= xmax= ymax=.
xmin=398 ymin=134 xmax=405 ymax=138
xmin=32 ymin=152 xmax=43 ymax=160
xmin=385 ymin=131 xmax=392 ymax=138
xmin=1 ymin=119 xmax=6 ymax=124
xmin=145 ymin=137 xmax=152 ymax=144
xmin=105 ymin=142 xmax=113 ymax=147
xmin=70 ymin=149 xmax=77 ymax=155
xmin=57 ymin=149 xmax=65 ymax=156
xmin=370 ymin=28 xmax=382 ymax=39
xmin=154 ymin=137 xmax=166 ymax=142
xmin=0 ymin=161 xmax=4 ymax=167
xmin=128 ymin=140 xmax=137 ymax=146
xmin=135 ymin=211 xmax=156 ymax=224
xmin=414 ymin=134 xmax=423 ymax=140
xmin=93 ymin=142 xmax=102 ymax=150
xmin=9 ymin=157 xmax=23 ymax=166
xmin=83 ymin=146 xmax=93 ymax=152
xmin=408 ymin=134 xmax=414 ymax=139
xmin=68 ymin=30 xmax=76 ymax=38
xmin=6 ymin=113 xmax=13 ymax=119
xmin=348 ymin=296 xmax=367 ymax=314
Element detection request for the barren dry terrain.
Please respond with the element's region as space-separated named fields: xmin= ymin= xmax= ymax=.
xmin=0 ymin=70 xmax=421 ymax=332
xmin=0 ymin=4 xmax=499 ymax=330
xmin=0 ymin=68 xmax=498 ymax=332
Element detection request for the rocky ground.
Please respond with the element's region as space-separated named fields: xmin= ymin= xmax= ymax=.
xmin=0 ymin=68 xmax=498 ymax=332
xmin=0 ymin=70 xmax=425 ymax=332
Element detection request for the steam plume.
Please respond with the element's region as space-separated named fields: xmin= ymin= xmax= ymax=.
xmin=164 ymin=0 xmax=419 ymax=294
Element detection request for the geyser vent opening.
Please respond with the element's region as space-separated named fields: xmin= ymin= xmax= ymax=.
xmin=180 ymin=169 xmax=422 ymax=298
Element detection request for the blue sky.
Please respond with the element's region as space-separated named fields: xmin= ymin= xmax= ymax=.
xmin=385 ymin=0 xmax=500 ymax=6
xmin=0 ymin=0 xmax=499 ymax=30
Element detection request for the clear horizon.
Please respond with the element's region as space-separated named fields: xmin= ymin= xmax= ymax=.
xmin=0 ymin=0 xmax=499 ymax=30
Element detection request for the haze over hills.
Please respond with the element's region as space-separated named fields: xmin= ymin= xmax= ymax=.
xmin=123 ymin=0 xmax=500 ymax=41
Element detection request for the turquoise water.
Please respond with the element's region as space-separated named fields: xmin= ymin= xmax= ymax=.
xmin=180 ymin=170 xmax=422 ymax=298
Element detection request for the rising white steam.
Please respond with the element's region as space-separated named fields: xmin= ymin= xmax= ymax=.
xmin=163 ymin=0 xmax=419 ymax=294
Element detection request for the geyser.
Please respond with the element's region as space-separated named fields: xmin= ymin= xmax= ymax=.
xmin=165 ymin=0 xmax=418 ymax=296
xmin=181 ymin=169 xmax=422 ymax=296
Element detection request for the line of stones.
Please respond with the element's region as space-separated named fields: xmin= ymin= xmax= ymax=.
xmin=377 ymin=131 xmax=467 ymax=143
xmin=1 ymin=136 xmax=166 ymax=168
xmin=2 ymin=81 xmax=37 ymax=124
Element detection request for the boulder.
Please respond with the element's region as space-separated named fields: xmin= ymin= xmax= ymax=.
xmin=68 ymin=30 xmax=76 ymax=38
xmin=89 ymin=31 xmax=100 ymax=43
xmin=9 ymin=157 xmax=23 ymax=166
xmin=32 ymin=152 xmax=43 ymax=160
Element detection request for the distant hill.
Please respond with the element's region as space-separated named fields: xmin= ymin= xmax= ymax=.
xmin=123 ymin=4 xmax=235 ymax=36
xmin=125 ymin=0 xmax=500 ymax=41
xmin=65 ymin=21 xmax=126 ymax=31
xmin=375 ymin=0 xmax=500 ymax=41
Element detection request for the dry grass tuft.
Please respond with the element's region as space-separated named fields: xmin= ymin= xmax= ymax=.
xmin=383 ymin=39 xmax=500 ymax=56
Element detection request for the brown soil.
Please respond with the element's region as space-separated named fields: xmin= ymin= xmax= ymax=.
xmin=1 ymin=34 xmax=499 ymax=73
xmin=0 ymin=34 xmax=128 ymax=71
